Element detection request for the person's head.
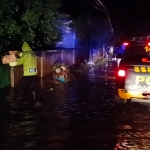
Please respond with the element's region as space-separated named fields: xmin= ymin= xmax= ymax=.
xmin=22 ymin=42 xmax=32 ymax=52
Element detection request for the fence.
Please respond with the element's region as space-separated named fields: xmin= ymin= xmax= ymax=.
xmin=11 ymin=49 xmax=75 ymax=87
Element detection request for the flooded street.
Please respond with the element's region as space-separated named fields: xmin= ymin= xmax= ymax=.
xmin=1 ymin=66 xmax=150 ymax=150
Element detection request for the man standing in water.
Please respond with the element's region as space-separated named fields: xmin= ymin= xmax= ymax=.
xmin=10 ymin=42 xmax=38 ymax=99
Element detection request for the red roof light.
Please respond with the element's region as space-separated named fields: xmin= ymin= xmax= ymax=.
xmin=123 ymin=42 xmax=129 ymax=46
xmin=147 ymin=42 xmax=150 ymax=46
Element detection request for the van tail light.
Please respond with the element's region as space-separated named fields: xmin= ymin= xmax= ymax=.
xmin=118 ymin=70 xmax=125 ymax=77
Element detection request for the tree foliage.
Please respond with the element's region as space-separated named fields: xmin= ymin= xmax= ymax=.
xmin=74 ymin=13 xmax=113 ymax=49
xmin=0 ymin=0 xmax=62 ymax=51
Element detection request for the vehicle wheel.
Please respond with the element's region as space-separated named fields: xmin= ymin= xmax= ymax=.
xmin=115 ymin=95 xmax=127 ymax=104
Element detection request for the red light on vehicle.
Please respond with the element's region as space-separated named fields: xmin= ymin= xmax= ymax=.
xmin=123 ymin=42 xmax=129 ymax=46
xmin=142 ymin=58 xmax=148 ymax=62
xmin=147 ymin=42 xmax=150 ymax=46
xmin=118 ymin=70 xmax=125 ymax=77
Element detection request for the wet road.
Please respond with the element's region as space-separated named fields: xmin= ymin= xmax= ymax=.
xmin=1 ymin=65 xmax=150 ymax=150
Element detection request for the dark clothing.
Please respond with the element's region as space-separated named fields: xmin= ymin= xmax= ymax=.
xmin=18 ymin=75 xmax=38 ymax=97
xmin=10 ymin=42 xmax=38 ymax=100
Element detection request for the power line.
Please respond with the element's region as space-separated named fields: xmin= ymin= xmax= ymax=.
xmin=67 ymin=0 xmax=114 ymax=33
xmin=87 ymin=0 xmax=114 ymax=33
xmin=94 ymin=0 xmax=114 ymax=33
xmin=87 ymin=0 xmax=104 ymax=12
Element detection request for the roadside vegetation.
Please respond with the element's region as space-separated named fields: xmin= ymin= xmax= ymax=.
xmin=0 ymin=0 xmax=63 ymax=51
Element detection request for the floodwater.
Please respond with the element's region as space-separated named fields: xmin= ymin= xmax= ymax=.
xmin=1 ymin=65 xmax=150 ymax=150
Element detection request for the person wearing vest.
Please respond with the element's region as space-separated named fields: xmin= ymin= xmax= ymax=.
xmin=10 ymin=42 xmax=38 ymax=99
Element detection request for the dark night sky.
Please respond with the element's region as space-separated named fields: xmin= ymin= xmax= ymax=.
xmin=61 ymin=0 xmax=150 ymax=39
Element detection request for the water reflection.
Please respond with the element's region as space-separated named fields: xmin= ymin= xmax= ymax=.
xmin=1 ymin=66 xmax=150 ymax=149
xmin=0 ymin=67 xmax=116 ymax=150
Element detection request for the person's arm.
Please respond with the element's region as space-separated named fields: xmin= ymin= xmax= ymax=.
xmin=9 ymin=55 xmax=24 ymax=66
xmin=16 ymin=56 xmax=24 ymax=65
xmin=9 ymin=62 xmax=17 ymax=66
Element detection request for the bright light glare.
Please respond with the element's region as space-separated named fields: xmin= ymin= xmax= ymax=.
xmin=123 ymin=42 xmax=129 ymax=46
xmin=118 ymin=70 xmax=125 ymax=77
xmin=148 ymin=42 xmax=150 ymax=46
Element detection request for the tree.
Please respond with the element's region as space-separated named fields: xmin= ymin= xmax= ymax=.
xmin=74 ymin=13 xmax=113 ymax=49
xmin=0 ymin=0 xmax=21 ymax=53
xmin=0 ymin=0 xmax=62 ymax=53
